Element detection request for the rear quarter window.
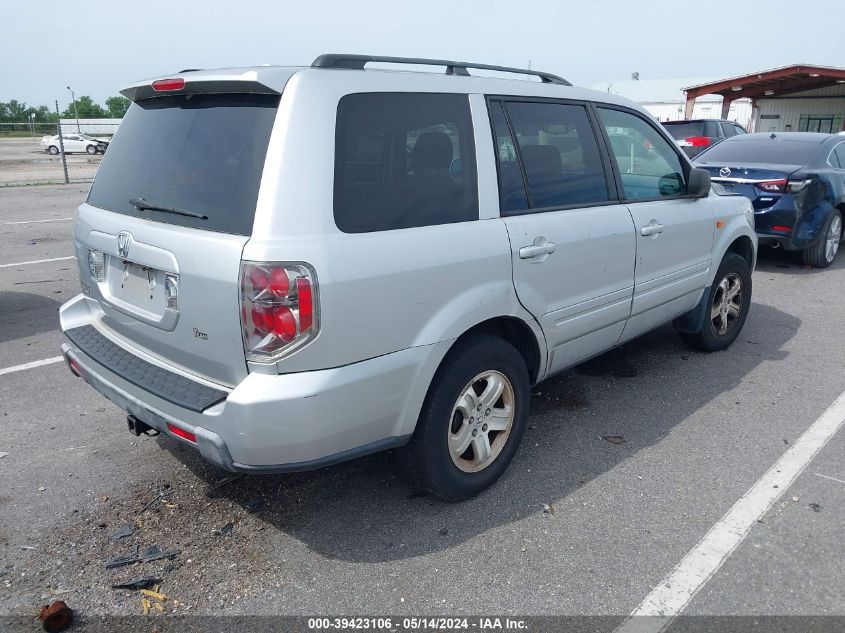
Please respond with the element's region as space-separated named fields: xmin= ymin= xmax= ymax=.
xmin=333 ymin=93 xmax=478 ymax=233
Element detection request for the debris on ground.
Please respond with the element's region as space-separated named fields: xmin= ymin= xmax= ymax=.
xmin=38 ymin=486 xmax=47 ymax=492
xmin=111 ymin=577 xmax=162 ymax=590
xmin=0 ymin=451 xmax=8 ymax=459
xmin=542 ymin=503 xmax=555 ymax=515
xmin=792 ymin=496 xmax=800 ymax=502
xmin=215 ymin=522 xmax=234 ymax=536
xmin=105 ymin=545 xmax=181 ymax=569
xmin=245 ymin=498 xmax=263 ymax=513
xmin=141 ymin=597 xmax=151 ymax=615
xmin=39 ymin=600 xmax=73 ymax=632
xmin=209 ymin=474 xmax=243 ymax=491
xmin=139 ymin=589 xmax=167 ymax=602
xmin=809 ymin=503 xmax=822 ymax=513
xmin=438 ymin=528 xmax=448 ymax=536
xmin=600 ymin=435 xmax=625 ymax=445
xmin=110 ymin=525 xmax=135 ymax=542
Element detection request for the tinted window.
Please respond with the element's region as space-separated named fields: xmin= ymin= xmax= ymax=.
xmin=720 ymin=122 xmax=737 ymax=138
xmin=703 ymin=122 xmax=721 ymax=137
xmin=732 ymin=124 xmax=747 ymax=136
xmin=695 ymin=138 xmax=821 ymax=165
xmin=499 ymin=101 xmax=609 ymax=210
xmin=598 ymin=108 xmax=687 ymax=199
xmin=489 ymin=102 xmax=528 ymax=212
xmin=88 ymin=93 xmax=279 ymax=236
xmin=334 ymin=93 xmax=477 ymax=233
xmin=663 ymin=122 xmax=703 ymax=140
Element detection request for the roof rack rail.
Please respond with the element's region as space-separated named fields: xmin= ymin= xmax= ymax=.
xmin=311 ymin=54 xmax=571 ymax=86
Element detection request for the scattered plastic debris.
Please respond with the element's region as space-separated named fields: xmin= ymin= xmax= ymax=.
xmin=105 ymin=545 xmax=181 ymax=569
xmin=140 ymin=588 xmax=167 ymax=602
xmin=210 ymin=474 xmax=243 ymax=491
xmin=142 ymin=597 xmax=151 ymax=615
xmin=38 ymin=486 xmax=46 ymax=492
xmin=809 ymin=503 xmax=822 ymax=513
xmin=542 ymin=503 xmax=555 ymax=515
xmin=111 ymin=577 xmax=162 ymax=590
xmin=215 ymin=522 xmax=234 ymax=537
xmin=792 ymin=496 xmax=800 ymax=502
xmin=0 ymin=451 xmax=8 ymax=459
xmin=39 ymin=600 xmax=73 ymax=632
xmin=110 ymin=525 xmax=135 ymax=542
xmin=600 ymin=435 xmax=625 ymax=445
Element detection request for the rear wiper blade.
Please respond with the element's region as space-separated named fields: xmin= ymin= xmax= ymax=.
xmin=129 ymin=197 xmax=208 ymax=220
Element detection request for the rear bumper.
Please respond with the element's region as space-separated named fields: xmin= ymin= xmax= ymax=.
xmin=60 ymin=295 xmax=445 ymax=472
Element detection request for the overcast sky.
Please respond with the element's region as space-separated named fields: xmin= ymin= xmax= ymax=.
xmin=3 ymin=0 xmax=843 ymax=108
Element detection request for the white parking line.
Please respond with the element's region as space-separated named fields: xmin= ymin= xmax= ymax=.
xmin=0 ymin=217 xmax=73 ymax=226
xmin=616 ymin=390 xmax=845 ymax=633
xmin=0 ymin=357 xmax=64 ymax=377
xmin=0 ymin=256 xmax=74 ymax=268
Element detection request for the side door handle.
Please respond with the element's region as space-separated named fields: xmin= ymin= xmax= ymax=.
xmin=640 ymin=220 xmax=664 ymax=237
xmin=519 ymin=236 xmax=557 ymax=260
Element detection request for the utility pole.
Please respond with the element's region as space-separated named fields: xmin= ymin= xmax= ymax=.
xmin=55 ymin=100 xmax=69 ymax=184
xmin=66 ymin=86 xmax=80 ymax=133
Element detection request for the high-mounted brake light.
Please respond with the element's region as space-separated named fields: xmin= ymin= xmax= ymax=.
xmin=151 ymin=78 xmax=185 ymax=92
xmin=240 ymin=262 xmax=319 ymax=362
xmin=755 ymin=179 xmax=787 ymax=193
xmin=686 ymin=136 xmax=711 ymax=147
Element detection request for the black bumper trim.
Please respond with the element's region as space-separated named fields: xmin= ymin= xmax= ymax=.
xmin=65 ymin=325 xmax=227 ymax=413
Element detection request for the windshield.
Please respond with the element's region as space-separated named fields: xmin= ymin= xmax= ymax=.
xmin=696 ymin=138 xmax=820 ymax=165
xmin=87 ymin=93 xmax=280 ymax=235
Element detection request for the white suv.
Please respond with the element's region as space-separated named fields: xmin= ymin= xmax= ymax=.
xmin=60 ymin=55 xmax=757 ymax=500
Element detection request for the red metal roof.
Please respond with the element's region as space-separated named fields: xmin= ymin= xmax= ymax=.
xmin=683 ymin=64 xmax=845 ymax=100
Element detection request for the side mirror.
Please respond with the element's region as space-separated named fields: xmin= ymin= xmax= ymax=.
xmin=687 ymin=167 xmax=711 ymax=198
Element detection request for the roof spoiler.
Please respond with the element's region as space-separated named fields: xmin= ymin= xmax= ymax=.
xmin=120 ymin=71 xmax=283 ymax=102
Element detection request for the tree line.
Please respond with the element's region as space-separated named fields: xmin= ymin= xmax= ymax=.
xmin=0 ymin=96 xmax=130 ymax=124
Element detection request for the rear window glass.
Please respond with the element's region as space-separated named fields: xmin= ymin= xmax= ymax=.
xmin=662 ymin=122 xmax=703 ymax=140
xmin=695 ymin=138 xmax=821 ymax=165
xmin=87 ymin=93 xmax=279 ymax=235
xmin=334 ymin=92 xmax=478 ymax=233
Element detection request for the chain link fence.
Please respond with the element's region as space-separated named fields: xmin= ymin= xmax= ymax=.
xmin=0 ymin=122 xmax=118 ymax=187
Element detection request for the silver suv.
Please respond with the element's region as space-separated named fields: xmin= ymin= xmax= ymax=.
xmin=60 ymin=55 xmax=757 ymax=500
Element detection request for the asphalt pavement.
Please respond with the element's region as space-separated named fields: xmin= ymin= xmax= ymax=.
xmin=0 ymin=185 xmax=842 ymax=628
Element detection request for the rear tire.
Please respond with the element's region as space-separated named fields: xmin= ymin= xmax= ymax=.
xmin=802 ymin=209 xmax=842 ymax=269
xmin=398 ymin=334 xmax=530 ymax=501
xmin=86 ymin=144 xmax=97 ymax=155
xmin=48 ymin=146 xmax=59 ymax=155
xmin=678 ymin=252 xmax=751 ymax=352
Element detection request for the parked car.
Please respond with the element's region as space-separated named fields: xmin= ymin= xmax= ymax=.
xmin=695 ymin=132 xmax=845 ymax=268
xmin=59 ymin=55 xmax=756 ymax=500
xmin=663 ymin=119 xmax=747 ymax=158
xmin=41 ymin=133 xmax=109 ymax=155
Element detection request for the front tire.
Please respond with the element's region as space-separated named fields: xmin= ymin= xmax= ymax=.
xmin=802 ymin=209 xmax=842 ymax=269
xmin=398 ymin=334 xmax=530 ymax=501
xmin=86 ymin=144 xmax=97 ymax=155
xmin=679 ymin=252 xmax=751 ymax=352
xmin=48 ymin=146 xmax=59 ymax=155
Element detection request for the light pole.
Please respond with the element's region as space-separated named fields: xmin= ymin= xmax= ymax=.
xmin=66 ymin=86 xmax=80 ymax=133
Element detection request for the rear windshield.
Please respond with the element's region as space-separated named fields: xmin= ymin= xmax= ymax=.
xmin=662 ymin=122 xmax=703 ymax=140
xmin=87 ymin=93 xmax=279 ymax=235
xmin=695 ymin=138 xmax=820 ymax=165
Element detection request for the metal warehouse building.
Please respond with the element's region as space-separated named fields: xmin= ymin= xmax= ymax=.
xmin=682 ymin=64 xmax=845 ymax=133
xmin=589 ymin=78 xmax=752 ymax=128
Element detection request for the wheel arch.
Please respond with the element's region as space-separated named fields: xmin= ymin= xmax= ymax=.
xmin=451 ymin=316 xmax=543 ymax=384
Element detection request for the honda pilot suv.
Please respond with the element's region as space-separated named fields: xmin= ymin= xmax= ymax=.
xmin=60 ymin=55 xmax=757 ymax=500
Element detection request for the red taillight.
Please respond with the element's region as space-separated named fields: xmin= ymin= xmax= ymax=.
xmin=772 ymin=225 xmax=793 ymax=233
xmin=755 ymin=179 xmax=787 ymax=193
xmin=167 ymin=423 xmax=196 ymax=443
xmin=68 ymin=357 xmax=82 ymax=377
xmin=240 ymin=262 xmax=319 ymax=362
xmin=686 ymin=136 xmax=711 ymax=147
xmin=151 ymin=78 xmax=185 ymax=92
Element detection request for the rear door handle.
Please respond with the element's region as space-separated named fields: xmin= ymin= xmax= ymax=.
xmin=640 ymin=221 xmax=664 ymax=237
xmin=519 ymin=237 xmax=557 ymax=259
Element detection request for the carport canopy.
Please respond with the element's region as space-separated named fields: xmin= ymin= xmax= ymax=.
xmin=683 ymin=64 xmax=845 ymax=121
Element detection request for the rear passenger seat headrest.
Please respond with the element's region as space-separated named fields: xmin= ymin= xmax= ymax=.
xmin=520 ymin=145 xmax=562 ymax=177
xmin=410 ymin=132 xmax=454 ymax=171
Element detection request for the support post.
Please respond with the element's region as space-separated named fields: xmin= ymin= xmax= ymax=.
xmin=55 ymin=101 xmax=69 ymax=184
xmin=683 ymin=94 xmax=695 ymax=119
